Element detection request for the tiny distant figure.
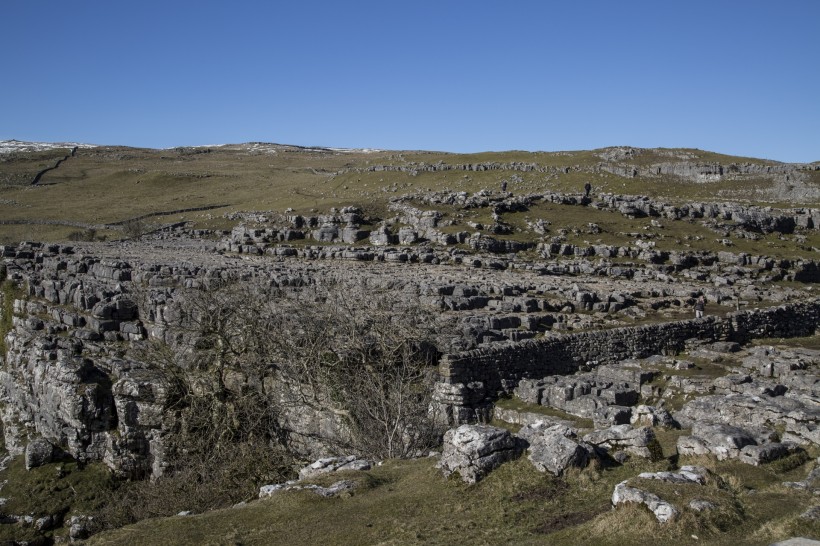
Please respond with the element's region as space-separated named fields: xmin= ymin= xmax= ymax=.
xmin=694 ymin=295 xmax=705 ymax=319
xmin=501 ymin=180 xmax=508 ymax=192
xmin=584 ymin=182 xmax=592 ymax=198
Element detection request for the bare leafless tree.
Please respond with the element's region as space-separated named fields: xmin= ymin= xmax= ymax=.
xmin=95 ymin=277 xmax=448 ymax=528
xmin=151 ymin=276 xmax=447 ymax=461
xmin=257 ymin=281 xmax=447 ymax=458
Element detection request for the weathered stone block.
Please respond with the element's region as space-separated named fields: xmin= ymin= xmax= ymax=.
xmin=25 ymin=438 xmax=55 ymax=470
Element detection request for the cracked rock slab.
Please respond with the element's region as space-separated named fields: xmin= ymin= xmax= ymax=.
xmin=298 ymin=455 xmax=373 ymax=480
xmin=519 ymin=424 xmax=590 ymax=476
xmin=437 ymin=424 xmax=524 ymax=484
xmin=583 ymin=424 xmax=657 ymax=459
xmin=612 ymin=480 xmax=679 ymax=523
xmin=259 ymin=479 xmax=357 ymax=498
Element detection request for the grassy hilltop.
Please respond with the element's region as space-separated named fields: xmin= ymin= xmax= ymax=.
xmin=1 ymin=142 xmax=819 ymax=245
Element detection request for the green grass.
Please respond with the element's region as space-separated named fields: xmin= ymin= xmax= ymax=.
xmin=0 ymin=458 xmax=116 ymax=543
xmin=2 ymin=144 xmax=819 ymax=246
xmin=0 ymin=148 xmax=73 ymax=186
xmin=494 ymin=396 xmax=595 ymax=430
xmin=84 ymin=451 xmax=819 ymax=546
xmin=751 ymin=335 xmax=820 ymax=351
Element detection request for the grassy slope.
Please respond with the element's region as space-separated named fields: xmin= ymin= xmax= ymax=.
xmin=87 ymin=452 xmax=819 ymax=546
xmin=0 ymin=458 xmax=115 ymax=544
xmin=84 ymin=337 xmax=820 ymax=544
xmin=0 ymin=148 xmax=73 ymax=186
xmin=1 ymin=144 xmax=819 ymax=245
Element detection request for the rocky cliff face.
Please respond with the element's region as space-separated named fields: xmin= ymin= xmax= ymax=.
xmin=0 ymin=247 xmax=166 ymax=478
xmin=0 ymin=242 xmax=325 ymax=478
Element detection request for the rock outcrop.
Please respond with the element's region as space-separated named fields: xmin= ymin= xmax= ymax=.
xmin=437 ymin=425 xmax=524 ymax=484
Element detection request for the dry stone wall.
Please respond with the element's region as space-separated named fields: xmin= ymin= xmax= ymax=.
xmin=435 ymin=300 xmax=820 ymax=423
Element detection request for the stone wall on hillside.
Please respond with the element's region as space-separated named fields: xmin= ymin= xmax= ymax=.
xmin=434 ymin=300 xmax=820 ymax=423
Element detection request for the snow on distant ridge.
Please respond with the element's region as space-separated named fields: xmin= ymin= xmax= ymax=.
xmin=327 ymin=147 xmax=382 ymax=154
xmin=237 ymin=143 xmax=382 ymax=155
xmin=0 ymin=139 xmax=381 ymax=155
xmin=0 ymin=139 xmax=97 ymax=154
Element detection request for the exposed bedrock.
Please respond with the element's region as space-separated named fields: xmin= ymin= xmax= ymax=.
xmin=1 ymin=237 xmax=819 ymax=480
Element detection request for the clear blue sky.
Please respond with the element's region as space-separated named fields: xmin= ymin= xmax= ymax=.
xmin=2 ymin=1 xmax=818 ymax=162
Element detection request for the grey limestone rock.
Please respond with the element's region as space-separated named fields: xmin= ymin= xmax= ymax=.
xmin=437 ymin=424 xmax=524 ymax=484
xmin=514 ymin=378 xmax=545 ymax=404
xmin=25 ymin=438 xmax=55 ymax=470
xmin=689 ymin=499 xmax=717 ymax=512
xmin=596 ymin=362 xmax=657 ymax=386
xmin=369 ymin=225 xmax=397 ymax=246
xmin=593 ymin=405 xmax=632 ymax=428
xmin=800 ymin=505 xmax=820 ymax=520
xmin=524 ymin=425 xmax=590 ymax=476
xmin=675 ymin=393 xmax=819 ymax=446
xmin=492 ymin=406 xmax=575 ymax=429
xmin=398 ymin=227 xmax=418 ymax=244
xmin=637 ymin=465 xmax=709 ymax=485
xmin=630 ymin=404 xmax=678 ymax=428
xmin=298 ymin=455 xmax=373 ymax=480
xmin=312 ymin=224 xmax=339 ymax=242
xmin=612 ymin=480 xmax=679 ymax=523
xmin=516 ymin=422 xmax=577 ymax=443
xmin=533 ymin=373 xmax=639 ymax=420
xmin=770 ymin=538 xmax=820 ymax=546
xmin=676 ymin=422 xmax=757 ymax=461
xmin=583 ymin=424 xmax=658 ymax=459
xmin=738 ymin=442 xmax=797 ymax=466
xmin=34 ymin=514 xmax=56 ymax=531
xmin=68 ymin=515 xmax=94 ymax=540
xmin=259 ymin=479 xmax=357 ymax=499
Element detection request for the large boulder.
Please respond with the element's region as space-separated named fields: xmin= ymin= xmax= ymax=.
xmin=739 ymin=443 xmax=799 ymax=466
xmin=630 ymin=405 xmax=678 ymax=429
xmin=676 ymin=422 xmax=764 ymax=461
xmin=25 ymin=438 xmax=55 ymax=470
xmin=522 ymin=424 xmax=590 ymax=476
xmin=675 ymin=393 xmax=820 ymax=446
xmin=437 ymin=425 xmax=524 ymax=484
xmin=583 ymin=425 xmax=658 ymax=459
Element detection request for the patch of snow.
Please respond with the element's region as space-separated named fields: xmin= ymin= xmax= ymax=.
xmin=328 ymin=147 xmax=383 ymax=154
xmin=0 ymin=139 xmax=381 ymax=156
xmin=0 ymin=139 xmax=97 ymax=154
xmin=161 ymin=144 xmax=230 ymax=150
xmin=244 ymin=143 xmax=279 ymax=154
